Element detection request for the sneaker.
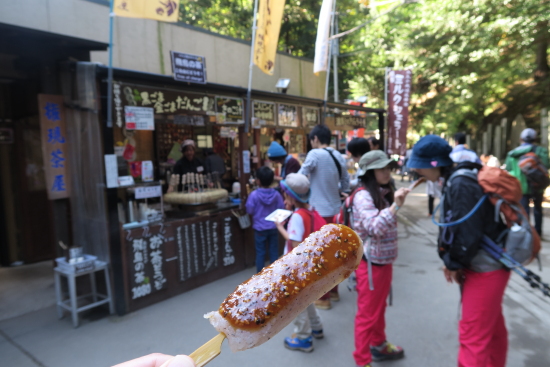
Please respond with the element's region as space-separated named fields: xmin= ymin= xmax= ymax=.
xmin=284 ymin=336 xmax=314 ymax=352
xmin=329 ymin=291 xmax=340 ymax=302
xmin=311 ymin=329 xmax=324 ymax=339
xmin=314 ymin=298 xmax=332 ymax=310
xmin=370 ymin=341 xmax=404 ymax=361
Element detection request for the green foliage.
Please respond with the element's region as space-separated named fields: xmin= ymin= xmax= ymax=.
xmin=177 ymin=0 xmax=549 ymax=136
xmin=346 ymin=0 xmax=550 ymax=135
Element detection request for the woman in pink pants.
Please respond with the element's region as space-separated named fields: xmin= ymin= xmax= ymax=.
xmin=351 ymin=151 xmax=411 ymax=367
xmin=408 ymin=135 xmax=511 ymax=367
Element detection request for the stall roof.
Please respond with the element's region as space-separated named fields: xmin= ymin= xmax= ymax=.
xmin=95 ymin=65 xmax=385 ymax=114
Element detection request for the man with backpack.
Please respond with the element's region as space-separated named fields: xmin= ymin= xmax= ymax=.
xmin=505 ymin=128 xmax=549 ymax=236
xmin=299 ymin=124 xmax=350 ymax=309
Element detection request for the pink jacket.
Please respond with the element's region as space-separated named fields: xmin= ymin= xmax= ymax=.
xmin=352 ymin=188 xmax=398 ymax=264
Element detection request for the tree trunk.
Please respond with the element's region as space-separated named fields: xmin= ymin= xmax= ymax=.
xmin=534 ymin=21 xmax=549 ymax=81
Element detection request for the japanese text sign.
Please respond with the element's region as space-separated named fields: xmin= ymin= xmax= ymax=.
xmin=170 ymin=52 xmax=207 ymax=84
xmin=253 ymin=101 xmax=276 ymax=128
xmin=38 ymin=95 xmax=70 ymax=200
xmin=112 ymin=83 xmax=216 ymax=128
xmin=387 ymin=70 xmax=412 ymax=155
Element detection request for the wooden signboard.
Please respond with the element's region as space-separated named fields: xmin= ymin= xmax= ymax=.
xmin=121 ymin=211 xmax=246 ymax=312
xmin=38 ymin=94 xmax=70 ymax=200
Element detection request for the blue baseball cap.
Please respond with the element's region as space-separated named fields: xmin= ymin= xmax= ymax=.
xmin=407 ymin=135 xmax=453 ymax=169
xmin=267 ymin=141 xmax=287 ymax=159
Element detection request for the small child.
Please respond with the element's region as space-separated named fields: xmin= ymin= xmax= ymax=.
xmin=245 ymin=166 xmax=284 ymax=273
xmin=275 ymin=173 xmax=326 ymax=352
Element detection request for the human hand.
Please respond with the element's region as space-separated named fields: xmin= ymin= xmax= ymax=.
xmin=274 ymin=175 xmax=283 ymax=182
xmin=340 ymin=192 xmax=350 ymax=200
xmin=113 ymin=354 xmax=195 ymax=367
xmin=443 ymin=267 xmax=464 ymax=285
xmin=394 ymin=188 xmax=410 ymax=207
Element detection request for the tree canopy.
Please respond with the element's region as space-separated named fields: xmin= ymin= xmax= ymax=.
xmin=178 ymin=0 xmax=550 ymax=136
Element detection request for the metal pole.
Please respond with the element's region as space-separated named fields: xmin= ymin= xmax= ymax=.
xmin=332 ymin=10 xmax=339 ymax=102
xmin=323 ymin=0 xmax=337 ymax=120
xmin=107 ymin=0 xmax=115 ymax=128
xmin=384 ymin=67 xmax=390 ymax=152
xmin=245 ymin=0 xmax=260 ymax=134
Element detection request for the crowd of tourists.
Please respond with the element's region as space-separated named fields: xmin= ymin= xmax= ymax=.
xmin=115 ymin=127 xmax=547 ymax=367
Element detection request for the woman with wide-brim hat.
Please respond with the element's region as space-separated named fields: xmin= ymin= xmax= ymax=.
xmin=352 ymin=150 xmax=410 ymax=367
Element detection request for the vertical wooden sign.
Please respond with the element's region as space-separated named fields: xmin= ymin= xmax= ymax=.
xmin=38 ymin=94 xmax=71 ymax=200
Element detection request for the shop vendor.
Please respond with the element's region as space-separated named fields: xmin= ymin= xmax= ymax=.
xmin=173 ymin=139 xmax=205 ymax=176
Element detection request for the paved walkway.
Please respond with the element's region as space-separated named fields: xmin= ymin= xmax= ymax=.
xmin=1 ymin=178 xmax=550 ymax=367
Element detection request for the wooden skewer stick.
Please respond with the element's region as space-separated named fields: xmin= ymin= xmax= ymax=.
xmin=190 ymin=333 xmax=226 ymax=367
xmin=158 ymin=333 xmax=225 ymax=367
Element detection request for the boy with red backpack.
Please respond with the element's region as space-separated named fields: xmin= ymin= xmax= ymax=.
xmin=275 ymin=173 xmax=326 ymax=352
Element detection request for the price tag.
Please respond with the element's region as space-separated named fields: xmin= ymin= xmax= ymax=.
xmin=135 ymin=185 xmax=162 ymax=199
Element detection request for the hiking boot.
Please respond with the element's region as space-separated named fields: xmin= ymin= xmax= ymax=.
xmin=370 ymin=341 xmax=404 ymax=361
xmin=329 ymin=291 xmax=340 ymax=302
xmin=284 ymin=336 xmax=314 ymax=352
xmin=314 ymin=299 xmax=331 ymax=310
xmin=311 ymin=329 xmax=324 ymax=339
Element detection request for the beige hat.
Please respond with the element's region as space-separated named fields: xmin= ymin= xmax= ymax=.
xmin=280 ymin=173 xmax=311 ymax=203
xmin=356 ymin=150 xmax=393 ymax=177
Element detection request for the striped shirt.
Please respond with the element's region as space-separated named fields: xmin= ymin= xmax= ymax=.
xmin=298 ymin=147 xmax=350 ymax=217
xmin=352 ymin=188 xmax=398 ymax=264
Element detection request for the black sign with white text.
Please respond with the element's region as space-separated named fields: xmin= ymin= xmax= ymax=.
xmin=170 ymin=52 xmax=207 ymax=84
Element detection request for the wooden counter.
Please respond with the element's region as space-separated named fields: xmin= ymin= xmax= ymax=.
xmin=120 ymin=206 xmax=253 ymax=312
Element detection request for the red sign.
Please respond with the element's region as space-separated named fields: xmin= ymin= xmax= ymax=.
xmin=387 ymin=70 xmax=412 ymax=155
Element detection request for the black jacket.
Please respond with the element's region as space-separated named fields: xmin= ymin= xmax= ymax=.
xmin=438 ymin=162 xmax=506 ymax=270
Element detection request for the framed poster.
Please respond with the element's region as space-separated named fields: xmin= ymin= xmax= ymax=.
xmin=278 ymin=104 xmax=298 ymax=127
xmin=215 ymin=97 xmax=244 ymax=124
xmin=302 ymin=107 xmax=320 ymax=127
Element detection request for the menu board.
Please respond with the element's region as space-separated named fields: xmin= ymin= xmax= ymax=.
xmin=278 ymin=104 xmax=299 ymax=127
xmin=302 ymin=107 xmax=320 ymax=127
xmin=253 ymin=101 xmax=276 ymax=127
xmin=215 ymin=97 xmax=244 ymax=124
xmin=125 ymin=225 xmax=168 ymax=300
xmin=175 ymin=219 xmax=223 ymax=281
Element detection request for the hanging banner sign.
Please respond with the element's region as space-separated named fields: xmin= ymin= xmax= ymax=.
xmin=112 ymin=83 xmax=216 ymax=127
xmin=387 ymin=70 xmax=412 ymax=155
xmin=215 ymin=97 xmax=244 ymax=124
xmin=38 ymin=94 xmax=71 ymax=200
xmin=170 ymin=52 xmax=207 ymax=84
xmin=252 ymin=101 xmax=276 ymax=128
xmin=125 ymin=106 xmax=155 ymax=130
xmin=278 ymin=104 xmax=299 ymax=127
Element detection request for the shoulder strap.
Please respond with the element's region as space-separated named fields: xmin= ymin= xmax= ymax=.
xmin=433 ymin=168 xmax=487 ymax=227
xmin=323 ymin=148 xmax=342 ymax=178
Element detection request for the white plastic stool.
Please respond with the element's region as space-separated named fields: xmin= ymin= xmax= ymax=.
xmin=54 ymin=260 xmax=115 ymax=327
